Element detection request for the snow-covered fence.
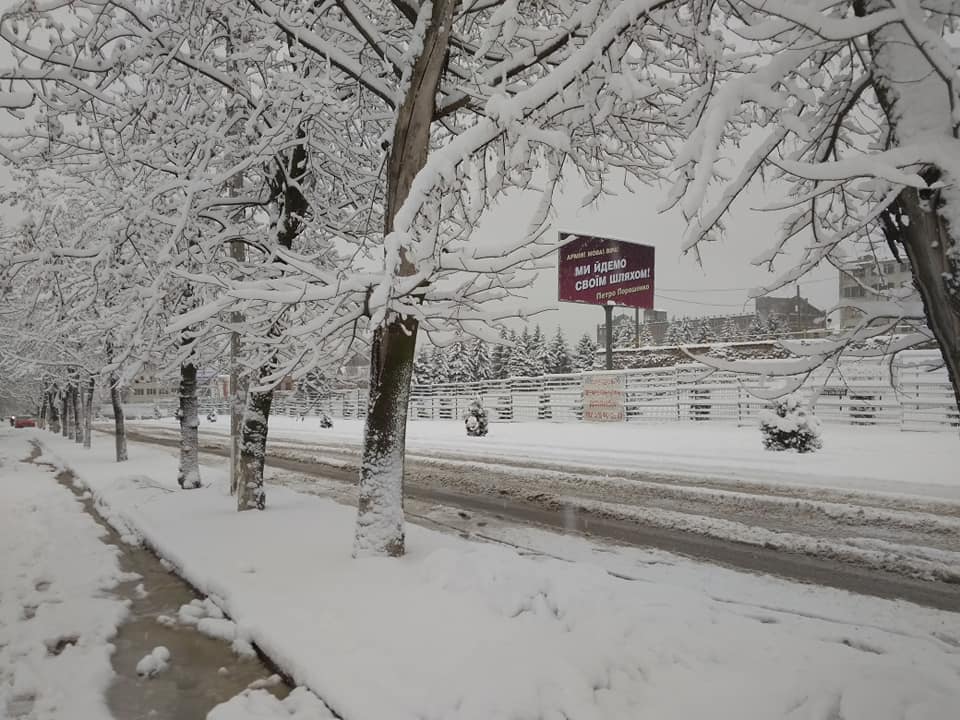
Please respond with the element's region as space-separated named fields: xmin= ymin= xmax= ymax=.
xmin=262 ymin=352 xmax=959 ymax=432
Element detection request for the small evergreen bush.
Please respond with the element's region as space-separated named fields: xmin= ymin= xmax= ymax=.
xmin=464 ymin=397 xmax=489 ymax=437
xmin=759 ymin=394 xmax=822 ymax=453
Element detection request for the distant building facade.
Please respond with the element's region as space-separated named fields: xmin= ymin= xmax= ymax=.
xmin=838 ymin=255 xmax=915 ymax=328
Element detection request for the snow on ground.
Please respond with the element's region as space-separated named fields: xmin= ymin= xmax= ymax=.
xmin=31 ymin=427 xmax=960 ymax=720
xmin=135 ymin=416 xmax=960 ymax=501
xmin=0 ymin=429 xmax=129 ymax=719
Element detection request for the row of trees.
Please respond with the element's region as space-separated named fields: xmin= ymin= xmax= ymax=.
xmin=617 ymin=313 xmax=796 ymax=348
xmin=1 ymin=0 xmax=958 ymax=560
xmin=414 ymin=327 xmax=597 ymax=384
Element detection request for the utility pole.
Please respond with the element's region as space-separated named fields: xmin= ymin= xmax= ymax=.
xmin=604 ymin=304 xmax=614 ymax=370
xmin=634 ymin=307 xmax=640 ymax=348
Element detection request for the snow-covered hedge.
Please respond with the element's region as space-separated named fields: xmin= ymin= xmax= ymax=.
xmin=759 ymin=394 xmax=822 ymax=453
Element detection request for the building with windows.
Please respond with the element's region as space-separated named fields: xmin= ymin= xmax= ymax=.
xmin=838 ymin=255 xmax=914 ymax=328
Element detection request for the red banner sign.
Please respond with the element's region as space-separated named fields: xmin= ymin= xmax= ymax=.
xmin=557 ymin=233 xmax=654 ymax=309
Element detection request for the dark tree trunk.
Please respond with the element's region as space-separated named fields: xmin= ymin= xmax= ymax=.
xmin=61 ymin=392 xmax=69 ymax=438
xmin=72 ymin=384 xmax=82 ymax=444
xmin=47 ymin=390 xmax=60 ymax=434
xmin=83 ymin=376 xmax=94 ymax=449
xmin=354 ymin=0 xmax=455 ymax=557
xmin=237 ymin=372 xmax=272 ymax=511
xmin=177 ymin=359 xmax=202 ymax=489
xmin=39 ymin=393 xmax=48 ymax=429
xmin=110 ymin=373 xmax=128 ymax=462
xmin=856 ymin=0 xmax=960 ymax=415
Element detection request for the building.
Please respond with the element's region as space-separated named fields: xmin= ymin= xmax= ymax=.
xmin=596 ymin=308 xmax=667 ymax=345
xmin=838 ymin=255 xmax=914 ymax=328
xmin=756 ymin=290 xmax=826 ymax=334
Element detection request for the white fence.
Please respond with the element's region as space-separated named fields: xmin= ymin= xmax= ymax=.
xmin=261 ymin=352 xmax=959 ymax=433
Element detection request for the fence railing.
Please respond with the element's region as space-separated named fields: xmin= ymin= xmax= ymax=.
xmin=122 ymin=352 xmax=960 ymax=432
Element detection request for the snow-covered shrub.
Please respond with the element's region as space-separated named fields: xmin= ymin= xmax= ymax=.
xmin=152 ymin=404 xmax=162 ymax=420
xmin=759 ymin=394 xmax=822 ymax=453
xmin=318 ymin=411 xmax=333 ymax=429
xmin=464 ymin=397 xmax=488 ymax=437
xmin=206 ymin=412 xmax=217 ymax=423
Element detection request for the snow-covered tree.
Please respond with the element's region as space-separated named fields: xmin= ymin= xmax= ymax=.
xmin=491 ymin=328 xmax=511 ymax=381
xmin=447 ymin=342 xmax=471 ymax=384
xmin=613 ymin=316 xmax=636 ymax=348
xmin=747 ymin=316 xmax=769 ymax=341
xmin=574 ymin=334 xmax=597 ymax=372
xmin=720 ymin=317 xmax=742 ymax=343
xmin=528 ymin=326 xmax=548 ymax=376
xmin=468 ymin=339 xmax=493 ymax=382
xmin=547 ymin=328 xmax=573 ymax=374
xmin=507 ymin=328 xmax=535 ymax=378
xmin=637 ymin=324 xmax=655 ymax=348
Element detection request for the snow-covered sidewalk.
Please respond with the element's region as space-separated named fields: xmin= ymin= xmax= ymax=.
xmin=28 ymin=427 xmax=960 ymax=720
xmin=134 ymin=416 xmax=960 ymax=502
xmin=0 ymin=430 xmax=129 ymax=719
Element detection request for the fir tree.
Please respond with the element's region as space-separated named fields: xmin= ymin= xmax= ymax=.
xmin=613 ymin=315 xmax=635 ymax=347
xmin=528 ymin=325 xmax=548 ymax=376
xmin=447 ymin=341 xmax=471 ymax=384
xmin=766 ymin=313 xmax=787 ymax=338
xmin=413 ymin=349 xmax=434 ymax=385
xmin=747 ymin=315 xmax=768 ymax=340
xmin=468 ymin=338 xmax=492 ymax=381
xmin=507 ymin=327 xmax=534 ymax=378
xmin=720 ymin=317 xmax=742 ymax=342
xmin=638 ymin=324 xmax=654 ymax=347
xmin=547 ymin=327 xmax=573 ymax=374
xmin=491 ymin=327 xmax=510 ymax=379
xmin=574 ymin=333 xmax=597 ymax=372
xmin=664 ymin=320 xmax=686 ymax=346
xmin=430 ymin=345 xmax=450 ymax=384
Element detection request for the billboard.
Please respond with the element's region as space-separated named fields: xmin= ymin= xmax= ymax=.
xmin=557 ymin=233 xmax=654 ymax=309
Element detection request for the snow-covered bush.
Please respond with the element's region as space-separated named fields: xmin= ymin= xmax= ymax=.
xmin=318 ymin=411 xmax=333 ymax=429
xmin=464 ymin=397 xmax=488 ymax=437
xmin=759 ymin=394 xmax=822 ymax=453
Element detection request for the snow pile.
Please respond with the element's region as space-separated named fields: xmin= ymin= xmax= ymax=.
xmin=209 ymin=687 xmax=335 ymax=720
xmin=177 ymin=598 xmax=256 ymax=656
xmin=135 ymin=646 xmax=170 ymax=677
xmin=37 ymin=431 xmax=960 ymax=720
xmin=0 ymin=431 xmax=128 ymax=719
xmin=759 ymin=394 xmax=823 ymax=453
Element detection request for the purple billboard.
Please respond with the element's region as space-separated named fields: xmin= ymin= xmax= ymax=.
xmin=557 ymin=233 xmax=654 ymax=309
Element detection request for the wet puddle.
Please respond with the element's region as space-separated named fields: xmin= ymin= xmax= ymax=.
xmin=26 ymin=442 xmax=290 ymax=719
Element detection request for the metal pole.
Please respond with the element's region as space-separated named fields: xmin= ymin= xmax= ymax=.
xmin=604 ymin=304 xmax=614 ymax=371
xmin=634 ymin=307 xmax=640 ymax=348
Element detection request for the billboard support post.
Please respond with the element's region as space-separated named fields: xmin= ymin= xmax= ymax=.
xmin=604 ymin=304 xmax=614 ymax=371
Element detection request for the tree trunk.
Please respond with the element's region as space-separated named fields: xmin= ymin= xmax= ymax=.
xmin=48 ymin=391 xmax=60 ymax=434
xmin=83 ymin=376 xmax=94 ymax=449
xmin=72 ymin=384 xmax=82 ymax=444
xmin=353 ymin=0 xmax=455 ymax=557
xmin=110 ymin=374 xmax=128 ymax=462
xmin=236 ymin=372 xmax=272 ymax=511
xmin=229 ymin=366 xmax=247 ymax=496
xmin=39 ymin=393 xmax=47 ymax=429
xmin=856 ymin=0 xmax=960 ymax=414
xmin=61 ymin=392 xmax=69 ymax=438
xmin=177 ymin=360 xmax=202 ymax=489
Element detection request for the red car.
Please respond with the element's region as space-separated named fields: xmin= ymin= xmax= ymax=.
xmin=13 ymin=417 xmax=36 ymax=428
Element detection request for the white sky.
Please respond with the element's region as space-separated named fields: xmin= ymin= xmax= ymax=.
xmin=471 ymin=171 xmax=839 ymax=344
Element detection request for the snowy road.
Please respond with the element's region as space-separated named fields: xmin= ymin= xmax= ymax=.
xmin=118 ymin=421 xmax=960 ymax=610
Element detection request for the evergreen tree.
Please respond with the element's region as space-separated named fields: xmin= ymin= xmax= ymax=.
xmin=507 ymin=327 xmax=534 ymax=377
xmin=766 ymin=313 xmax=786 ymax=338
xmin=747 ymin=315 xmax=768 ymax=340
xmin=547 ymin=327 xmax=573 ymax=374
xmin=720 ymin=317 xmax=742 ymax=342
xmin=447 ymin=341 xmax=471 ymax=383
xmin=638 ymin=324 xmax=654 ymax=347
xmin=664 ymin=320 xmax=686 ymax=346
xmin=468 ymin=338 xmax=492 ymax=381
xmin=413 ymin=349 xmax=434 ymax=385
xmin=528 ymin=325 xmax=548 ymax=376
xmin=613 ymin=315 xmax=635 ymax=347
xmin=574 ymin=333 xmax=597 ymax=372
xmin=491 ymin=327 xmax=510 ymax=379
xmin=430 ymin=345 xmax=450 ymax=384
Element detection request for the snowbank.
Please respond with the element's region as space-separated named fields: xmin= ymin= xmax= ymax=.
xmin=0 ymin=430 xmax=129 ymax=719
xmin=30 ymin=428 xmax=960 ymax=720
xmin=135 ymin=416 xmax=960 ymax=501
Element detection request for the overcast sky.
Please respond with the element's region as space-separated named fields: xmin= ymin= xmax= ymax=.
xmin=470 ymin=169 xmax=839 ymax=344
